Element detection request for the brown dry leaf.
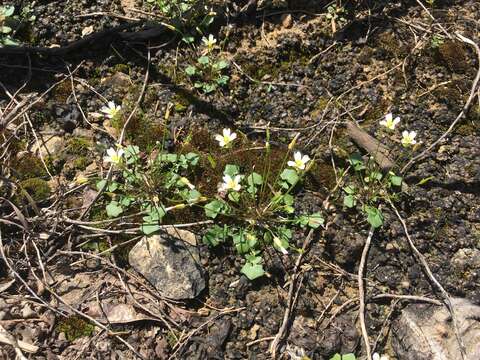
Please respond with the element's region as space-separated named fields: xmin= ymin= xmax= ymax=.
xmin=88 ymin=303 xmax=151 ymax=324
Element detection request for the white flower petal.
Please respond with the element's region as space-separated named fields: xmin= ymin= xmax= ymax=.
xmin=287 ymin=161 xmax=295 ymax=167
xmin=294 ymin=151 xmax=302 ymax=161
xmin=385 ymin=113 xmax=393 ymax=122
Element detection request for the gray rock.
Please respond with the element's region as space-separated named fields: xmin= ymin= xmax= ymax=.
xmin=128 ymin=229 xmax=205 ymax=300
xmin=392 ymin=297 xmax=480 ymax=360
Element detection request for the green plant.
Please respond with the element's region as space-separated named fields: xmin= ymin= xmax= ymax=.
xmin=185 ymin=34 xmax=230 ymax=93
xmin=431 ymin=34 xmax=444 ymax=49
xmin=326 ymin=4 xmax=346 ymax=32
xmin=340 ymin=113 xmax=418 ymax=229
xmin=0 ymin=5 xmax=16 ymax=46
xmin=95 ymin=129 xmax=324 ymax=280
xmin=146 ymin=0 xmax=199 ymax=19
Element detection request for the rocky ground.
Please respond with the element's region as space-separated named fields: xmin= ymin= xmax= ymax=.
xmin=1 ymin=0 xmax=480 ymax=359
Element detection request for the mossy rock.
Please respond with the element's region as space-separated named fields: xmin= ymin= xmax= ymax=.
xmin=17 ymin=178 xmax=51 ymax=203
xmin=56 ymin=316 xmax=95 ymax=341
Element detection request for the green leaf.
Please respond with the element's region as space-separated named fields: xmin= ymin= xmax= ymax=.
xmin=107 ymin=182 xmax=120 ymax=192
xmin=364 ymin=206 xmax=384 ymax=228
xmin=141 ymin=223 xmax=161 ymax=235
xmin=185 ymin=152 xmax=199 ymax=166
xmin=224 ymin=164 xmax=239 ymax=177
xmin=341 ymin=354 xmax=357 ymax=360
xmin=198 ymin=56 xmax=210 ymax=65
xmin=247 ymin=172 xmax=263 ymax=194
xmin=241 ymin=261 xmax=264 ymax=280
xmin=119 ymin=196 xmax=134 ymax=207
xmin=233 ymin=230 xmax=250 ymax=254
xmin=280 ymin=169 xmax=299 ymax=186
xmin=203 ymin=225 xmax=227 ymax=247
xmin=2 ymin=6 xmax=14 ymax=17
xmin=343 ymin=185 xmax=356 ymax=195
xmin=106 ymin=201 xmax=123 ymax=217
xmin=204 ymin=200 xmax=227 ymax=219
xmin=329 ymin=354 xmax=342 ymax=360
xmin=124 ymin=145 xmax=140 ymax=164
xmin=390 ymin=175 xmax=403 ymax=186
xmin=368 ymin=171 xmax=383 ymax=182
xmin=215 ymin=60 xmax=229 ymax=70
xmin=348 ymin=153 xmax=366 ymax=171
xmin=185 ymin=65 xmax=196 ymax=76
xmin=203 ymin=83 xmax=217 ymax=93
xmin=307 ymin=212 xmax=325 ymax=229
xmin=187 ymin=189 xmax=201 ymax=203
xmin=344 ymin=195 xmax=356 ymax=208
xmin=96 ymin=179 xmax=107 ymax=191
xmin=228 ymin=191 xmax=240 ymax=202
xmin=216 ymin=75 xmax=229 ymax=85
xmin=182 ymin=36 xmax=194 ymax=44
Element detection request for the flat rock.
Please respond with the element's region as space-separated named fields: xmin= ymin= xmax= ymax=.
xmin=128 ymin=228 xmax=205 ymax=300
xmin=392 ymin=297 xmax=480 ymax=360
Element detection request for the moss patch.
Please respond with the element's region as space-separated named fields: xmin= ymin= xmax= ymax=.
xmin=11 ymin=154 xmax=47 ymax=180
xmin=56 ymin=316 xmax=95 ymax=341
xmin=437 ymin=40 xmax=469 ymax=73
xmin=17 ymin=178 xmax=51 ymax=203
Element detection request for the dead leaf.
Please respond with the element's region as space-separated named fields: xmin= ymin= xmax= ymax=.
xmin=82 ymin=26 xmax=94 ymax=37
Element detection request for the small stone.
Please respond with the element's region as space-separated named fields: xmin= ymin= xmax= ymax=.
xmin=452 ymin=248 xmax=480 ymax=272
xmin=128 ymin=229 xmax=205 ymax=300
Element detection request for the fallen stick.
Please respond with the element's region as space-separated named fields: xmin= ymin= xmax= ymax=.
xmin=346 ymin=121 xmax=395 ymax=171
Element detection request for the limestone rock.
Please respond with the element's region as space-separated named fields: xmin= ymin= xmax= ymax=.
xmin=128 ymin=228 xmax=205 ymax=300
xmin=392 ymin=297 xmax=480 ymax=360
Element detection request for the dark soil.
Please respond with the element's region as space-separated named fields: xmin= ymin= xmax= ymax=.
xmin=1 ymin=0 xmax=480 ymax=359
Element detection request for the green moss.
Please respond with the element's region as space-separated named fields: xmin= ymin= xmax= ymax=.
xmin=112 ymin=63 xmax=130 ymax=74
xmin=17 ymin=178 xmax=51 ymax=203
xmin=113 ymin=110 xmax=166 ymax=151
xmin=56 ymin=316 xmax=95 ymax=341
xmin=72 ymin=157 xmax=90 ymax=170
xmin=12 ymin=154 xmax=47 ymax=180
xmin=65 ymin=137 xmax=92 ymax=156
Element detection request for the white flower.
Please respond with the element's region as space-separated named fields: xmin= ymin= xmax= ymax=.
xmin=373 ymin=353 xmax=389 ymax=360
xmin=273 ymin=236 xmax=288 ymax=255
xmin=220 ymin=174 xmax=242 ymax=192
xmin=104 ymin=147 xmax=124 ymax=164
xmin=380 ymin=113 xmax=400 ymax=130
xmin=215 ymin=128 xmax=237 ymax=148
xmin=287 ymin=151 xmax=310 ymax=171
xmin=100 ymin=101 xmax=121 ymax=119
xmin=179 ymin=177 xmax=195 ymax=190
xmin=202 ymin=34 xmax=217 ymax=49
xmin=401 ymin=130 xmax=417 ymax=147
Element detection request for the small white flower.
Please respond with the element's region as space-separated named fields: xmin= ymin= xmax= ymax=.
xmin=220 ymin=174 xmax=242 ymax=192
xmin=380 ymin=113 xmax=400 ymax=130
xmin=100 ymin=101 xmax=121 ymax=119
xmin=287 ymin=151 xmax=310 ymax=171
xmin=401 ymin=130 xmax=417 ymax=147
xmin=373 ymin=353 xmax=389 ymax=360
xmin=273 ymin=236 xmax=288 ymax=255
xmin=202 ymin=34 xmax=217 ymax=49
xmin=104 ymin=147 xmax=124 ymax=165
xmin=215 ymin=128 xmax=237 ymax=148
xmin=179 ymin=177 xmax=195 ymax=190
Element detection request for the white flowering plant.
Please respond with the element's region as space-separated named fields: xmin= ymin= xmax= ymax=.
xmin=185 ymin=33 xmax=230 ymax=93
xmin=201 ymin=133 xmax=324 ymax=280
xmin=93 ymin=127 xmax=324 ymax=280
xmin=340 ymin=112 xmax=419 ymax=229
